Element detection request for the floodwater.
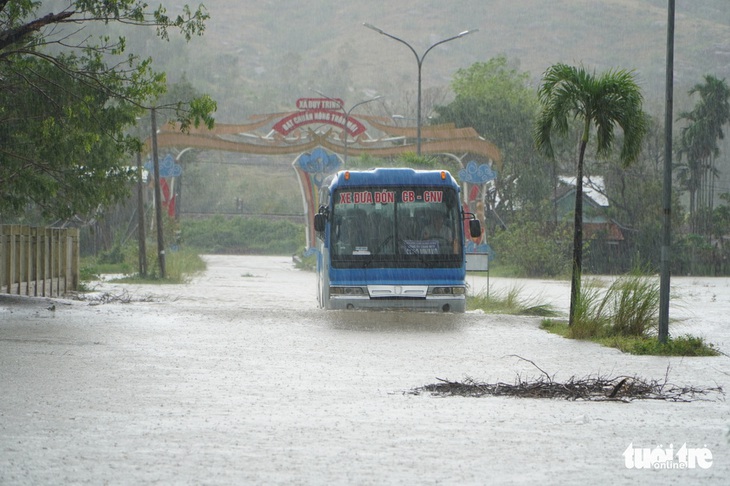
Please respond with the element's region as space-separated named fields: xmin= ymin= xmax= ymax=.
xmin=1 ymin=255 xmax=729 ymax=484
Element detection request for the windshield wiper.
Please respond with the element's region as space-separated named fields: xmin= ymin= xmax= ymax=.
xmin=362 ymin=235 xmax=392 ymax=267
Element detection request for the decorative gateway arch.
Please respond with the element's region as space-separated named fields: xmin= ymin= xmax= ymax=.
xmin=148 ymin=98 xmax=502 ymax=256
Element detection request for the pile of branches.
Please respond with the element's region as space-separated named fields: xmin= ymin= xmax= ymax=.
xmin=74 ymin=290 xmax=155 ymax=305
xmin=410 ymin=357 xmax=723 ymax=402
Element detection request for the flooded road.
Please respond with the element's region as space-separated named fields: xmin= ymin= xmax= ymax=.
xmin=1 ymin=255 xmax=729 ymax=484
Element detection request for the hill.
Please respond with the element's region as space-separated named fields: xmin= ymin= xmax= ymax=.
xmin=143 ymin=0 xmax=730 ymax=122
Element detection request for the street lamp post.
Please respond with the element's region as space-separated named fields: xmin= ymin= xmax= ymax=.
xmin=363 ymin=23 xmax=477 ymax=156
xmin=312 ymin=90 xmax=382 ymax=164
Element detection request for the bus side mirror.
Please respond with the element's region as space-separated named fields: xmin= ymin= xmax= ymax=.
xmin=469 ymin=219 xmax=482 ymax=238
xmin=314 ymin=213 xmax=325 ymax=232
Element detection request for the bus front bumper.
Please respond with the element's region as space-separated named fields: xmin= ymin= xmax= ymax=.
xmin=328 ymin=284 xmax=466 ymax=312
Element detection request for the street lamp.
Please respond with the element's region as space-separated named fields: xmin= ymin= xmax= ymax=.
xmin=312 ymin=89 xmax=382 ymax=164
xmin=363 ymin=23 xmax=478 ymax=156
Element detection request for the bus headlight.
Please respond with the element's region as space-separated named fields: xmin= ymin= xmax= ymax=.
xmin=429 ymin=287 xmax=465 ymax=295
xmin=330 ymin=286 xmax=366 ymax=295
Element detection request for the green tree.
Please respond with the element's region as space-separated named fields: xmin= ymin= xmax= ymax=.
xmin=490 ymin=216 xmax=572 ymax=278
xmin=0 ymin=1 xmax=215 ymax=221
xmin=535 ymin=64 xmax=647 ymax=326
xmin=435 ymin=56 xmax=549 ymax=211
xmin=676 ymin=75 xmax=730 ymax=234
xmin=595 ymin=115 xmax=684 ymax=272
xmin=0 ymin=55 xmax=134 ymax=219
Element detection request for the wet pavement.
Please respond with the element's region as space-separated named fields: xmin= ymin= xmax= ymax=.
xmin=1 ymin=255 xmax=729 ymax=484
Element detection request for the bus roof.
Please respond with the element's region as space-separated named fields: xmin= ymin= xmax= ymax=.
xmin=330 ymin=168 xmax=458 ymax=189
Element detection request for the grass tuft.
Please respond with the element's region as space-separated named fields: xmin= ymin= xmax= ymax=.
xmin=468 ymin=285 xmax=558 ymax=317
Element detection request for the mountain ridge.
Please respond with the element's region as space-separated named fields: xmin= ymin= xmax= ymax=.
xmin=158 ymin=0 xmax=730 ymax=120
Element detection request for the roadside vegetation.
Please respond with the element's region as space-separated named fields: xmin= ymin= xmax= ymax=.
xmin=540 ymin=273 xmax=719 ymax=356
xmin=488 ymin=219 xmax=572 ymax=278
xmin=468 ymin=272 xmax=719 ymax=357
xmin=543 ymin=319 xmax=718 ymax=356
xmin=81 ymin=215 xmax=305 ymax=285
xmin=81 ymin=246 xmax=206 ymax=285
xmin=468 ymin=285 xmax=559 ymax=317
xmin=182 ymin=216 xmax=305 ymax=255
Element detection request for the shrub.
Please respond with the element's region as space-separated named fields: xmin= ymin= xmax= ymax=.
xmin=158 ymin=248 xmax=206 ymax=283
xmin=181 ymin=216 xmax=305 ymax=254
xmin=490 ymin=221 xmax=572 ymax=278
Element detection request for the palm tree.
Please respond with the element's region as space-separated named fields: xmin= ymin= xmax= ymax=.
xmin=534 ymin=64 xmax=647 ymax=326
xmin=676 ymin=75 xmax=730 ymax=234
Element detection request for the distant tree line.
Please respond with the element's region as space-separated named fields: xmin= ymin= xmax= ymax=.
xmin=434 ymin=55 xmax=730 ymax=277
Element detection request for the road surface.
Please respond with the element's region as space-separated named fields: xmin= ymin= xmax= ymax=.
xmin=1 ymin=255 xmax=728 ymax=484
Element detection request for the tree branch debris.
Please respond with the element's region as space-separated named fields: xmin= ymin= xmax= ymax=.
xmin=410 ymin=357 xmax=724 ymax=402
xmin=73 ymin=290 xmax=156 ymax=305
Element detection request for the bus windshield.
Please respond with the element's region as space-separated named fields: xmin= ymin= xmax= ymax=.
xmin=330 ymin=186 xmax=462 ymax=268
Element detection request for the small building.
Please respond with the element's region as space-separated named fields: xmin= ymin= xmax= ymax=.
xmin=554 ymin=177 xmax=628 ymax=274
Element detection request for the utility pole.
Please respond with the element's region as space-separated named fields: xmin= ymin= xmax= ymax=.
xmin=136 ymin=151 xmax=147 ymax=277
xmin=150 ymin=107 xmax=166 ymax=278
xmin=659 ymin=0 xmax=675 ymax=343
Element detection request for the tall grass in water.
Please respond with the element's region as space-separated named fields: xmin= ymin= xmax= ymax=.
xmin=163 ymin=248 xmax=207 ymax=283
xmin=104 ymin=247 xmax=206 ymax=284
xmin=468 ymin=286 xmax=558 ymax=316
xmin=569 ymin=282 xmax=610 ymax=339
xmin=546 ymin=272 xmax=718 ymax=356
xmin=606 ymin=273 xmax=660 ymax=337
xmin=570 ymin=272 xmax=659 ymax=338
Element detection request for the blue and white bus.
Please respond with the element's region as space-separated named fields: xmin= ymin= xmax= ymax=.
xmin=313 ymin=168 xmax=481 ymax=312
